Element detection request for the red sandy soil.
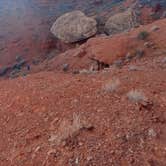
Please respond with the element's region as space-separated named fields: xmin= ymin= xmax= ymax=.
xmin=0 ymin=18 xmax=166 ymax=165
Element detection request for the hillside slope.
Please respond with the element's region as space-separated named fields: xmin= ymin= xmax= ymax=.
xmin=0 ymin=20 xmax=166 ymax=165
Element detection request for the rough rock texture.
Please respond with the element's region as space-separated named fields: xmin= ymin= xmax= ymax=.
xmin=50 ymin=11 xmax=97 ymax=43
xmin=105 ymin=9 xmax=138 ymax=35
xmin=35 ymin=19 xmax=166 ymax=73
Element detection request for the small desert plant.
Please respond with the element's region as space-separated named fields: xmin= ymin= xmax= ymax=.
xmin=127 ymin=90 xmax=147 ymax=103
xmin=103 ymin=78 xmax=120 ymax=92
xmin=137 ymin=31 xmax=149 ymax=40
xmin=49 ymin=113 xmax=93 ymax=145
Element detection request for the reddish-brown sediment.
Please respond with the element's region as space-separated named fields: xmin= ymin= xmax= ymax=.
xmin=0 ymin=1 xmax=166 ymax=165
xmin=0 ymin=18 xmax=166 ymax=165
xmin=0 ymin=46 xmax=166 ymax=165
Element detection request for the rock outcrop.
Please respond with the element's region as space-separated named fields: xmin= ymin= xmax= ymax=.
xmin=46 ymin=19 xmax=166 ymax=72
xmin=105 ymin=9 xmax=137 ymax=35
xmin=50 ymin=11 xmax=97 ymax=43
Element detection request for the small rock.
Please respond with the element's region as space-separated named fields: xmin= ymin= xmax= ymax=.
xmin=34 ymin=146 xmax=41 ymax=152
xmin=135 ymin=49 xmax=144 ymax=59
xmin=138 ymin=4 xmax=143 ymax=8
xmin=83 ymin=122 xmax=94 ymax=131
xmin=87 ymin=156 xmax=93 ymax=161
xmin=78 ymin=142 xmax=83 ymax=146
xmin=62 ymin=64 xmax=69 ymax=72
xmin=128 ymin=65 xmax=140 ymax=71
xmin=144 ymin=41 xmax=154 ymax=48
xmin=47 ymin=149 xmax=57 ymax=157
xmin=152 ymin=46 xmax=158 ymax=50
xmin=72 ymin=70 xmax=80 ymax=75
xmin=113 ymin=59 xmax=123 ymax=68
xmin=125 ymin=52 xmax=134 ymax=61
xmin=15 ymin=55 xmax=23 ymax=62
xmin=75 ymin=157 xmax=79 ymax=165
xmin=144 ymin=42 xmax=150 ymax=48
xmin=27 ymin=64 xmax=31 ymax=71
xmin=79 ymin=69 xmax=88 ymax=74
xmin=89 ymin=64 xmax=98 ymax=72
xmin=151 ymin=25 xmax=159 ymax=32
xmin=0 ymin=66 xmax=10 ymax=76
xmin=62 ymin=141 xmax=67 ymax=147
xmin=79 ymin=69 xmax=93 ymax=74
xmin=12 ymin=60 xmax=26 ymax=70
xmin=148 ymin=128 xmax=157 ymax=138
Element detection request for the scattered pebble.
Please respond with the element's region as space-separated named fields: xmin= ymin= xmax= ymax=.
xmin=128 ymin=65 xmax=141 ymax=71
xmin=75 ymin=157 xmax=79 ymax=164
xmin=144 ymin=42 xmax=150 ymax=48
xmin=135 ymin=49 xmax=144 ymax=59
xmin=113 ymin=59 xmax=123 ymax=68
xmin=148 ymin=128 xmax=157 ymax=138
xmin=62 ymin=64 xmax=69 ymax=72
xmin=87 ymin=156 xmax=93 ymax=161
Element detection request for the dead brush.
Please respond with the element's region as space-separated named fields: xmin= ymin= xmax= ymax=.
xmin=102 ymin=78 xmax=120 ymax=93
xmin=127 ymin=89 xmax=147 ymax=103
xmin=49 ymin=113 xmax=93 ymax=146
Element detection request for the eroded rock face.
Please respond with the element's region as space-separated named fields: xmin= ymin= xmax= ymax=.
xmin=105 ymin=9 xmax=137 ymax=35
xmin=50 ymin=11 xmax=97 ymax=43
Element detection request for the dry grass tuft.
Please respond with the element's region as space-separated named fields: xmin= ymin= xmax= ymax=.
xmin=49 ymin=113 xmax=93 ymax=145
xmin=127 ymin=89 xmax=147 ymax=103
xmin=102 ymin=78 xmax=120 ymax=92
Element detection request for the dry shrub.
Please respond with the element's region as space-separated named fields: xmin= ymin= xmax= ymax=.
xmin=103 ymin=78 xmax=120 ymax=92
xmin=127 ymin=89 xmax=147 ymax=103
xmin=49 ymin=113 xmax=92 ymax=145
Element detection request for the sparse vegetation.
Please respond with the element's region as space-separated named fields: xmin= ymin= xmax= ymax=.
xmin=49 ymin=113 xmax=93 ymax=145
xmin=103 ymin=78 xmax=120 ymax=92
xmin=127 ymin=89 xmax=147 ymax=103
xmin=137 ymin=31 xmax=149 ymax=40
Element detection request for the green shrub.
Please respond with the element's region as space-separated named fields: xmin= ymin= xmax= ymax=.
xmin=137 ymin=31 xmax=149 ymax=40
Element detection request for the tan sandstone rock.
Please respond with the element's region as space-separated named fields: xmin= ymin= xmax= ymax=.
xmin=105 ymin=9 xmax=137 ymax=35
xmin=51 ymin=11 xmax=97 ymax=43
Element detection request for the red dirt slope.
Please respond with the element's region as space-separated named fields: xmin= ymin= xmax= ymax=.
xmin=0 ymin=40 xmax=166 ymax=166
xmin=0 ymin=19 xmax=166 ymax=165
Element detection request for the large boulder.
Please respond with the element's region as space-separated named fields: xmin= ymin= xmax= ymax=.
xmin=50 ymin=11 xmax=97 ymax=43
xmin=105 ymin=9 xmax=137 ymax=35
